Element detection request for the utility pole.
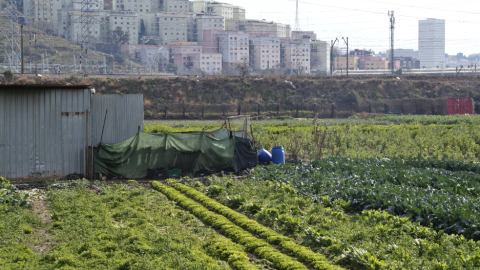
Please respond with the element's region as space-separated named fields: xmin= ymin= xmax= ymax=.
xmin=20 ymin=25 xmax=24 ymax=74
xmin=330 ymin=38 xmax=339 ymax=75
xmin=389 ymin=11 xmax=395 ymax=75
xmin=342 ymin=37 xmax=349 ymax=76
xmin=34 ymin=33 xmax=37 ymax=76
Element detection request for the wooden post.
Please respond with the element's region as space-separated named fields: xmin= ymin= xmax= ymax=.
xmin=223 ymin=104 xmax=226 ymax=116
xmin=296 ymin=103 xmax=299 ymax=118
xmin=368 ymin=103 xmax=371 ymax=113
xmin=238 ymin=104 xmax=241 ymax=115
xmin=277 ymin=103 xmax=280 ymax=117
xmin=182 ymin=102 xmax=186 ymax=118
xmin=201 ymin=105 xmax=204 ymax=119
xmin=257 ymin=104 xmax=260 ymax=116
xmin=331 ymin=104 xmax=335 ymax=118
xmin=164 ymin=105 xmax=168 ymax=119
xmin=313 ymin=103 xmax=316 ymax=117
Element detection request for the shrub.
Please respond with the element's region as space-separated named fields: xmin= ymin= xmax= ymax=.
xmin=3 ymin=70 xmax=13 ymax=82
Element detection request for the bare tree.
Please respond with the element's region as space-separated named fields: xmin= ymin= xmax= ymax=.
xmin=235 ymin=56 xmax=251 ymax=77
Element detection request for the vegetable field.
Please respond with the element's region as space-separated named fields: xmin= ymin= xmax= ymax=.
xmin=5 ymin=115 xmax=480 ymax=269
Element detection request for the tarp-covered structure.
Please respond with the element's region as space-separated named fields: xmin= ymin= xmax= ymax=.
xmin=95 ymin=131 xmax=257 ymax=179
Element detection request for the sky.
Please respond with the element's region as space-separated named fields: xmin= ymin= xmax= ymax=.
xmin=224 ymin=0 xmax=480 ymax=56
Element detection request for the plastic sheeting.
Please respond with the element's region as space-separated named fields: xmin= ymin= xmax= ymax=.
xmin=233 ymin=137 xmax=258 ymax=171
xmin=94 ymin=132 xmax=235 ymax=179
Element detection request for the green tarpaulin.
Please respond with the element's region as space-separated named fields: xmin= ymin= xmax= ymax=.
xmin=95 ymin=132 xmax=235 ymax=179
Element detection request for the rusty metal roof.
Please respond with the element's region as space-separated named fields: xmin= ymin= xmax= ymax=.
xmin=0 ymin=84 xmax=90 ymax=90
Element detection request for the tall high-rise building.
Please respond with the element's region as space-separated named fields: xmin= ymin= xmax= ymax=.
xmin=418 ymin=18 xmax=445 ymax=68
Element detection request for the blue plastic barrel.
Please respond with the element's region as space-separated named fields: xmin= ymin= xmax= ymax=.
xmin=258 ymin=149 xmax=272 ymax=163
xmin=271 ymin=146 xmax=285 ymax=165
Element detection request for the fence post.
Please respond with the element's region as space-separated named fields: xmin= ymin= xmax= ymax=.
xmin=384 ymin=104 xmax=389 ymax=114
xmin=331 ymin=104 xmax=335 ymax=118
xmin=238 ymin=104 xmax=241 ymax=115
xmin=182 ymin=102 xmax=186 ymax=118
xmin=368 ymin=103 xmax=371 ymax=113
xmin=277 ymin=103 xmax=280 ymax=117
xmin=257 ymin=104 xmax=260 ymax=116
xmin=202 ymin=105 xmax=204 ymax=119
xmin=313 ymin=103 xmax=316 ymax=117
xmin=223 ymin=104 xmax=226 ymax=116
xmin=164 ymin=105 xmax=168 ymax=119
xmin=296 ymin=103 xmax=299 ymax=118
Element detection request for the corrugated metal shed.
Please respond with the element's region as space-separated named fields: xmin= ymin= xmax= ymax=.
xmin=91 ymin=94 xmax=144 ymax=146
xmin=0 ymin=85 xmax=91 ymax=179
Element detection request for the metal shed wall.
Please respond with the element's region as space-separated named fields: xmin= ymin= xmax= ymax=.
xmin=0 ymin=88 xmax=91 ymax=179
xmin=91 ymin=94 xmax=144 ymax=146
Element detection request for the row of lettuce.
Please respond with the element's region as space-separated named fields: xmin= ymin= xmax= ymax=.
xmin=152 ymin=181 xmax=344 ymax=270
xmin=198 ymin=174 xmax=480 ymax=269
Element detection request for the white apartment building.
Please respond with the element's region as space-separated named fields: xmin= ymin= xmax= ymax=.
xmin=136 ymin=47 xmax=169 ymax=68
xmin=188 ymin=13 xmax=224 ymax=44
xmin=226 ymin=19 xmax=290 ymax=38
xmin=418 ymin=18 xmax=445 ymax=68
xmin=161 ymin=0 xmax=191 ymax=12
xmin=217 ymin=33 xmax=249 ymax=72
xmin=280 ymin=39 xmax=310 ymax=74
xmin=24 ymin=0 xmax=104 ymax=35
xmin=156 ymin=13 xmax=188 ymax=45
xmin=187 ymin=53 xmax=223 ymax=74
xmin=109 ymin=11 xmax=139 ymax=45
xmin=192 ymin=0 xmax=245 ymax=20
xmin=310 ymin=40 xmax=330 ymax=75
xmin=249 ymin=36 xmax=281 ymax=71
xmin=57 ymin=9 xmax=108 ymax=43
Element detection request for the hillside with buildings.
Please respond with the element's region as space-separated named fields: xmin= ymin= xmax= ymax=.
xmin=2 ymin=0 xmax=476 ymax=75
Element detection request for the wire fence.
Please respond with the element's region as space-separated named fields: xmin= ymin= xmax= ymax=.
xmin=145 ymin=98 xmax=452 ymax=120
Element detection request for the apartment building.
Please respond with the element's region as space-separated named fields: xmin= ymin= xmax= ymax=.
xmin=350 ymin=49 xmax=373 ymax=57
xmin=156 ymin=13 xmax=188 ymax=45
xmin=249 ymin=36 xmax=281 ymax=71
xmin=280 ymin=38 xmax=310 ymax=73
xmin=217 ymin=33 xmax=249 ymax=72
xmin=226 ymin=19 xmax=290 ymax=38
xmin=109 ymin=11 xmax=139 ymax=44
xmin=187 ymin=53 xmax=223 ymax=74
xmin=192 ymin=1 xmax=245 ymax=20
xmin=121 ymin=44 xmax=160 ymax=59
xmin=136 ymin=47 xmax=169 ymax=68
xmin=187 ymin=13 xmax=225 ymax=44
xmin=310 ymin=40 xmax=330 ymax=75
xmin=161 ymin=0 xmax=191 ymax=12
xmin=25 ymin=0 xmax=105 ymax=35
xmin=364 ymin=57 xmax=389 ymax=70
xmin=57 ymin=9 xmax=108 ymax=43
xmin=418 ymin=18 xmax=445 ymax=68
xmin=168 ymin=43 xmax=203 ymax=71
xmin=334 ymin=56 xmax=360 ymax=70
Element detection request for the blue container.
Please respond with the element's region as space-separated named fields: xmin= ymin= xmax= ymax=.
xmin=258 ymin=149 xmax=272 ymax=163
xmin=271 ymin=146 xmax=285 ymax=165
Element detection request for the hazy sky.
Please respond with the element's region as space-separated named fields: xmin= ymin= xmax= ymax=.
xmin=224 ymin=0 xmax=480 ymax=56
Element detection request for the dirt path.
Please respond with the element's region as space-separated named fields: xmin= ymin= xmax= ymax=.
xmin=28 ymin=192 xmax=55 ymax=254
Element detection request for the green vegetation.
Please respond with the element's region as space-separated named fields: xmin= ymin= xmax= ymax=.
xmin=152 ymin=181 xmax=341 ymax=270
xmin=0 ymin=180 xmax=262 ymax=269
xmin=164 ymin=182 xmax=344 ymax=270
xmin=251 ymin=158 xmax=480 ymax=236
xmin=201 ymin=175 xmax=480 ymax=269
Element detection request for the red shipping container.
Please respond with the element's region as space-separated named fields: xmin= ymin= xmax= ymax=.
xmin=447 ymin=97 xmax=474 ymax=115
